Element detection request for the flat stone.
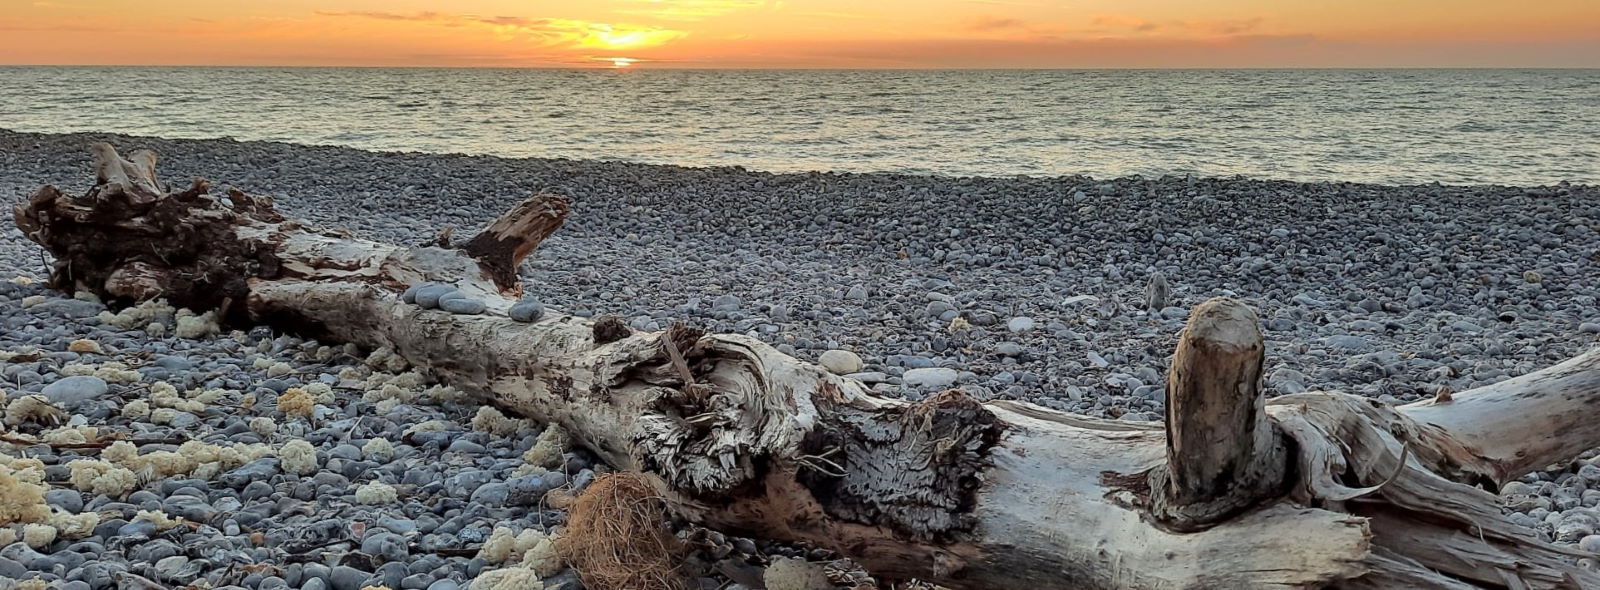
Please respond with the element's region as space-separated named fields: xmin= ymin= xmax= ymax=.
xmin=41 ymin=376 xmax=109 ymax=407
xmin=439 ymin=297 xmax=486 ymax=315
xmin=903 ymin=367 xmax=958 ymax=389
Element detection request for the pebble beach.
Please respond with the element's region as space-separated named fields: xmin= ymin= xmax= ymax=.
xmin=2 ymin=127 xmax=1600 ymax=588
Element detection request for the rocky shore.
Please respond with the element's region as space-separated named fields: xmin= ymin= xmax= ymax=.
xmin=2 ymin=128 xmax=1599 ymax=588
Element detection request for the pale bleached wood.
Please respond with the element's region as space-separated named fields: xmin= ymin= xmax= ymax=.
xmin=1401 ymin=349 xmax=1600 ymax=487
xmin=15 ymin=144 xmax=1600 ymax=590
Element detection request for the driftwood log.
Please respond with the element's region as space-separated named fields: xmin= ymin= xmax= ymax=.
xmin=13 ymin=144 xmax=1600 ymax=589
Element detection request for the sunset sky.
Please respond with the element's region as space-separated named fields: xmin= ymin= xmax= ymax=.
xmin=3 ymin=0 xmax=1598 ymax=68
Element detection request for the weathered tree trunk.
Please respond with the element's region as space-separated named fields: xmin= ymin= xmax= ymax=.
xmin=14 ymin=144 xmax=1600 ymax=589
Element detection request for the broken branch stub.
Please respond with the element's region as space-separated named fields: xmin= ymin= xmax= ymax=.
xmin=460 ymin=193 xmax=569 ymax=292
xmin=1150 ymin=297 xmax=1286 ymax=531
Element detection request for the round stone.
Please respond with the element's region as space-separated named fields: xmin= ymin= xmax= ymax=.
xmin=818 ymin=350 xmax=863 ymax=375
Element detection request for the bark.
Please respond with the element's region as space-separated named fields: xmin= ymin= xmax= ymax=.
xmin=14 ymin=144 xmax=1600 ymax=589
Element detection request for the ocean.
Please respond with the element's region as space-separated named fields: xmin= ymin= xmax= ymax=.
xmin=1 ymin=67 xmax=1595 ymax=185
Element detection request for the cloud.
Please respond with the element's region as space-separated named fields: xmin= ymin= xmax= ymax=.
xmin=966 ymin=16 xmax=1026 ymax=32
xmin=0 ymin=23 xmax=116 ymax=32
xmin=315 ymin=11 xmax=686 ymax=50
xmin=1195 ymin=17 xmax=1265 ymax=36
xmin=1092 ymin=15 xmax=1160 ymax=33
xmin=961 ymin=0 xmax=1043 ymax=6
xmin=612 ymin=0 xmax=768 ymax=21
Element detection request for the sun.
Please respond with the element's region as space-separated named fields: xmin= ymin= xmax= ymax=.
xmin=610 ymin=57 xmax=637 ymax=68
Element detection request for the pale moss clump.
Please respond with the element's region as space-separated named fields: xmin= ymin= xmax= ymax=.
xmin=61 ymin=362 xmax=140 ymax=383
xmin=374 ymin=398 xmax=401 ymax=414
xmin=150 ymin=382 xmax=206 ymax=413
xmin=478 ymin=526 xmax=521 ymax=564
xmin=267 ymin=362 xmax=294 ymax=378
xmin=362 ymin=438 xmax=395 ymax=461
xmin=252 ymin=357 xmax=275 ymax=370
xmin=522 ymin=424 xmax=569 ymax=470
xmin=364 ymin=346 xmax=409 ymax=373
xmin=189 ymin=388 xmax=228 ymax=405
xmin=133 ymin=509 xmax=182 ymax=530
xmin=175 ymin=309 xmax=221 ymax=339
xmin=103 ymin=441 xmax=138 ymax=465
xmin=102 ymin=440 xmax=270 ymax=483
xmin=20 ymin=295 xmax=47 ymax=309
xmin=41 ymin=425 xmax=97 ymax=445
xmin=21 ymin=523 xmax=56 ymax=548
xmin=354 ymin=482 xmax=398 ymax=505
xmin=67 ymin=459 xmax=139 ymax=496
xmin=471 ymin=407 xmax=527 ymax=437
xmin=122 ymin=399 xmax=151 ymax=420
xmin=249 ymin=417 xmax=277 ymax=436
xmin=471 ymin=567 xmax=543 ymax=590
xmin=279 ymin=440 xmax=318 ymax=475
xmin=480 ymin=527 xmax=560 ymax=571
xmin=98 ymin=299 xmax=175 ymax=330
xmin=425 ymin=384 xmax=466 ymax=404
xmin=363 ymin=383 xmax=416 ymax=404
xmin=277 ymin=388 xmax=315 ymax=419
xmin=48 ymin=508 xmax=99 ymax=539
xmin=4 ymin=395 xmax=64 ymax=426
xmin=404 ymin=420 xmax=452 ymax=437
xmin=304 ymin=382 xmax=335 ymax=404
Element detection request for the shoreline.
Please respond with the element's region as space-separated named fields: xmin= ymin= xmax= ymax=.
xmin=2 ymin=127 xmax=1593 ymax=191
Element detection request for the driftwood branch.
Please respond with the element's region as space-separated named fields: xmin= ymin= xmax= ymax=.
xmin=14 ymin=144 xmax=1600 ymax=589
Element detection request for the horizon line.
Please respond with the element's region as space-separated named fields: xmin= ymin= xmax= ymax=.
xmin=2 ymin=64 xmax=1598 ymax=71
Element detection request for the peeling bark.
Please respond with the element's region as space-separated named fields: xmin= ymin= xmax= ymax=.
xmin=15 ymin=144 xmax=1600 ymax=589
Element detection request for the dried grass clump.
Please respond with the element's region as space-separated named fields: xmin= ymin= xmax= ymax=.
xmin=557 ymin=473 xmax=684 ymax=590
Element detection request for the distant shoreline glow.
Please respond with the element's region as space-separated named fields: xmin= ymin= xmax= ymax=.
xmin=1 ymin=1 xmax=1596 ymax=68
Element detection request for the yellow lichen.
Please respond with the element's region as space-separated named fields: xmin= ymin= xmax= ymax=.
xmin=278 ymin=388 xmax=315 ymax=418
xmin=67 ymin=339 xmax=103 ymax=354
xmin=0 ymin=462 xmax=50 ymax=525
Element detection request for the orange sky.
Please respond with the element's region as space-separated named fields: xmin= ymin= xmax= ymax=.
xmin=3 ymin=0 xmax=1598 ymax=67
